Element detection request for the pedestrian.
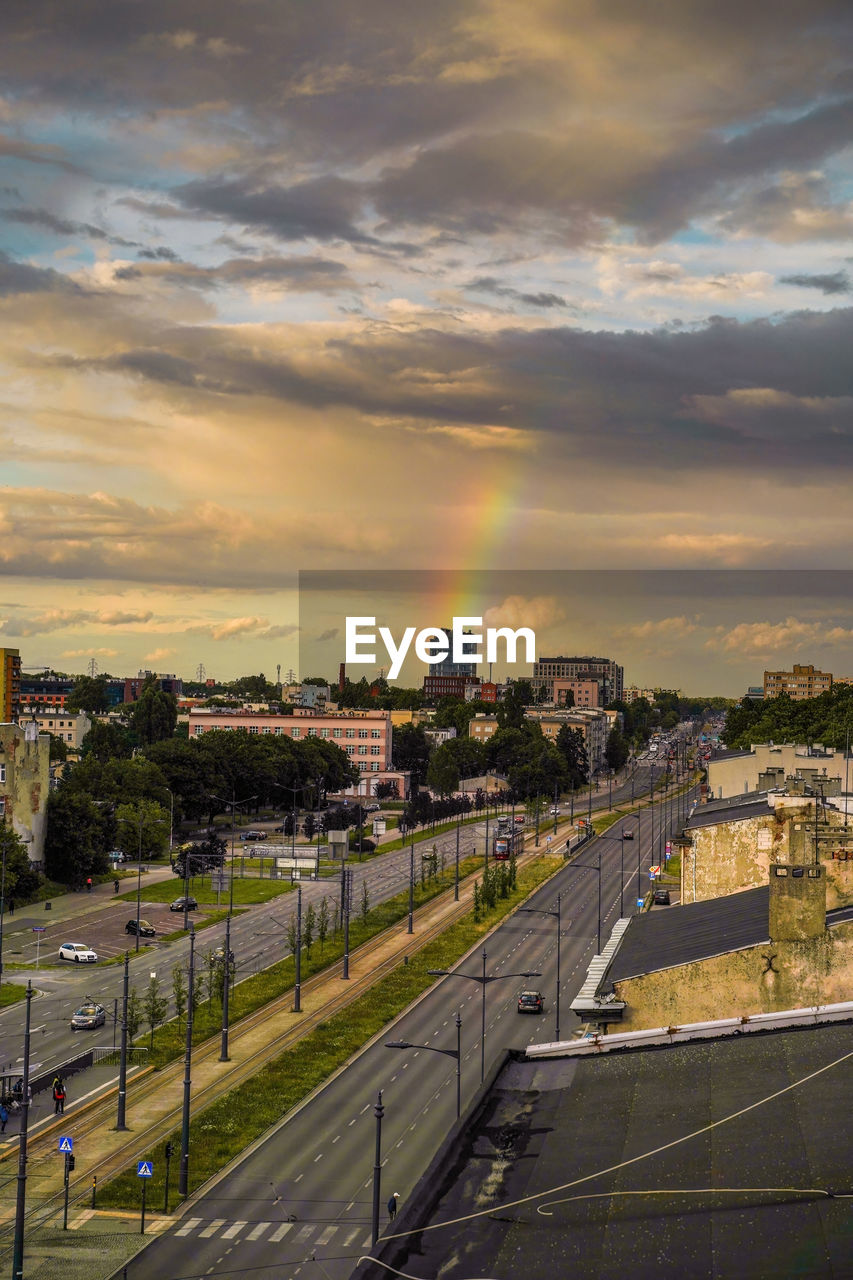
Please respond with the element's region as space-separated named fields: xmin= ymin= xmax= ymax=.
xmin=86 ymin=877 xmax=92 ymax=892
xmin=387 ymin=1192 xmax=399 ymax=1221
xmin=53 ymin=1077 xmax=66 ymax=1115
xmin=114 ymin=879 xmax=120 ymax=893
xmin=8 ymin=899 xmax=13 ymax=916
xmin=0 ymin=1102 xmax=8 ymax=1134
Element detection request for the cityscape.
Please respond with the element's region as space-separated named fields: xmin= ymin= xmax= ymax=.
xmin=2 ymin=2 xmax=853 ymax=1279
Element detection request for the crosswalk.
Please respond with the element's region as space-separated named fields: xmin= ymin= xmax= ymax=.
xmin=151 ymin=1216 xmax=374 ymax=1248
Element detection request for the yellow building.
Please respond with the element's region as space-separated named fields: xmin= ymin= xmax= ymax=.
xmin=0 ymin=648 xmax=21 ymax=721
xmin=763 ymin=663 xmax=832 ymax=700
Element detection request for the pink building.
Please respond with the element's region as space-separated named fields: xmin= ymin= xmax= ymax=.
xmin=187 ymin=707 xmax=407 ymax=797
xmin=553 ymin=678 xmax=601 ymax=708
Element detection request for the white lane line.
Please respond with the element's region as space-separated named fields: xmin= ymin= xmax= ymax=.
xmin=294 ymin=1223 xmax=315 ymax=1242
xmin=314 ymin=1152 xmax=323 ymax=1162
xmin=348 ymin=1118 xmax=357 ymax=1126
xmin=343 ymin=1226 xmax=362 ymax=1245
xmin=175 ymin=1217 xmax=202 ymax=1236
xmin=269 ymin=1221 xmax=294 ymax=1242
xmin=199 ymin=1219 xmax=226 ymax=1237
xmin=332 ymin=1134 xmax=340 ymax=1144
xmin=294 ymin=1173 xmax=303 ymax=1183
xmin=221 ymin=1221 xmax=247 ymax=1239
xmin=317 ymin=1225 xmax=336 ymax=1244
xmin=246 ymin=1222 xmax=269 ymax=1241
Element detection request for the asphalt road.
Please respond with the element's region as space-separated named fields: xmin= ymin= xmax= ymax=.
xmin=118 ymin=778 xmax=695 ymax=1280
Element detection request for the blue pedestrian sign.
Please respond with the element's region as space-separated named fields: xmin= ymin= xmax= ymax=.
xmin=137 ymin=1161 xmax=153 ymax=1178
xmin=58 ymin=1136 xmax=73 ymax=1153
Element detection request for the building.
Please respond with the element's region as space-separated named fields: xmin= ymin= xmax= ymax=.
xmin=532 ymin=655 xmax=623 ymax=704
xmin=623 ymin=685 xmax=657 ymax=703
xmin=423 ymin=673 xmax=478 ymax=702
xmin=467 ymin=706 xmax=609 ymax=770
xmin=0 ymin=648 xmax=21 ymax=722
xmin=763 ymin=663 xmax=832 ymax=700
xmin=187 ymin=707 xmax=407 ymax=797
xmin=121 ymin=671 xmax=183 ymax=702
xmin=0 ymin=720 xmax=50 ymax=867
xmin=18 ymin=673 xmax=74 ymax=712
xmin=430 ymin=625 xmax=478 ymax=679
xmin=706 ymin=742 xmax=851 ymax=801
xmin=19 ymin=709 xmax=92 ymax=756
xmin=553 ymin=677 xmax=600 ymax=708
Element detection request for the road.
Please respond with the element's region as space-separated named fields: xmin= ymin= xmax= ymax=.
xmin=119 ymin=777 xmax=694 ymax=1280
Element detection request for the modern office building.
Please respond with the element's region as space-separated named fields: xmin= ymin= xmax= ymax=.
xmin=533 ymin=655 xmax=623 ymax=704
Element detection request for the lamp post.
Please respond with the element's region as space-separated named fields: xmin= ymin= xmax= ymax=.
xmin=408 ymin=838 xmax=414 ymax=934
xmin=567 ymin=852 xmax=602 ymax=953
xmin=178 ymin=923 xmax=195 ymax=1198
xmin=428 ymin=950 xmax=541 ymax=1083
xmin=11 ymin=981 xmax=33 ymax=1280
xmin=386 ymin=1011 xmax=462 ymax=1118
xmin=116 ymin=951 xmax=130 ymax=1130
xmin=454 ymin=815 xmax=460 ymax=902
xmin=0 ymin=834 xmax=8 ymax=992
xmin=371 ymin=1090 xmax=384 ymax=1246
xmin=133 ymin=809 xmax=166 ymax=953
xmin=219 ymin=909 xmax=233 ymax=1061
xmin=293 ymin=885 xmax=302 ymax=1013
xmin=518 ymin=896 xmax=562 ymax=1041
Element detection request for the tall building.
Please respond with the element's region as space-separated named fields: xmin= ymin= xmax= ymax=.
xmin=19 ymin=673 xmax=74 ymax=711
xmin=763 ymin=664 xmax=832 ymax=700
xmin=431 ymin=626 xmax=478 ymax=679
xmin=533 ymin=656 xmax=623 ymax=705
xmin=0 ymin=648 xmax=21 ymax=721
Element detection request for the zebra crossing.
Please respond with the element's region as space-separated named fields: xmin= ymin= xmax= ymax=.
xmin=167 ymin=1216 xmax=372 ymax=1248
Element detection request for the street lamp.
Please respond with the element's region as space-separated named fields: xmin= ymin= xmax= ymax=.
xmin=428 ymin=949 xmax=541 ymax=1083
xmin=178 ymin=922 xmax=196 ymax=1197
xmin=132 ymin=809 xmax=166 ymax=953
xmin=518 ymin=895 xmax=562 ymax=1041
xmin=271 ymin=781 xmax=307 ymax=862
xmin=386 ymin=1011 xmax=463 ymax=1118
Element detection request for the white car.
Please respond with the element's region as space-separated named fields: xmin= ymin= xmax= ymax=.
xmin=58 ymin=942 xmax=99 ymax=963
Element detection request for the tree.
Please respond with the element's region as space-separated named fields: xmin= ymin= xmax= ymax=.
xmin=303 ymin=902 xmax=316 ymax=958
xmin=555 ymin=724 xmax=589 ymax=787
xmin=286 ymin=915 xmax=298 ymax=960
xmin=392 ymin=722 xmax=432 ymax=786
xmin=303 ymin=812 xmax=316 ymax=842
xmin=317 ymin=896 xmax=330 ymax=953
xmin=496 ymin=680 xmax=531 ymax=729
xmin=360 ymin=879 xmax=370 ymax=924
xmin=43 ymin=789 xmax=113 ymax=884
xmin=143 ymin=974 xmax=168 ymax=1048
xmin=0 ymin=827 xmax=40 ymax=904
xmin=374 ymin=780 xmax=399 ymax=801
xmin=605 ymin=726 xmax=629 ymax=772
xmin=82 ymin=719 xmax=133 ymax=762
xmin=426 ymin=744 xmax=460 ymax=797
xmin=128 ymin=684 xmax=178 ymax=746
xmin=116 ymin=798 xmax=170 ymax=861
xmin=126 ymin=988 xmax=142 ymax=1043
xmin=67 ymin=674 xmax=109 ymax=714
xmin=46 ymin=732 xmax=68 ymax=763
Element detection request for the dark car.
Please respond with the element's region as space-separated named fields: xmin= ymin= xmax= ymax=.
xmin=213 ymin=945 xmax=236 ymax=965
xmin=621 ymin=829 xmax=634 ymax=839
xmin=653 ymin=888 xmax=671 ymax=906
xmin=240 ymin=830 xmax=267 ymax=841
xmin=517 ymin=990 xmax=544 ymax=1014
xmin=170 ymin=896 xmax=198 ymax=912
xmin=125 ymin=918 xmax=156 ymax=937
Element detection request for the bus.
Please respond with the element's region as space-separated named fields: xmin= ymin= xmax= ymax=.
xmin=492 ymin=828 xmax=524 ymax=861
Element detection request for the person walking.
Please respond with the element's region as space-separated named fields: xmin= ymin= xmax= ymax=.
xmin=53 ymin=1077 xmax=66 ymax=1115
xmin=114 ymin=879 xmax=120 ymax=893
xmin=0 ymin=1102 xmax=8 ymax=1134
xmin=387 ymin=1192 xmax=399 ymax=1222
xmin=86 ymin=877 xmax=92 ymax=892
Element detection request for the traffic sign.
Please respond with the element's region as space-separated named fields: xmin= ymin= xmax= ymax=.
xmin=58 ymin=1136 xmax=73 ymax=1153
xmin=137 ymin=1161 xmax=153 ymax=1178
xmin=32 ymin=926 xmax=46 ymax=933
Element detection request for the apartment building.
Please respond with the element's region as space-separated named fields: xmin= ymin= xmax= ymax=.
xmin=763 ymin=664 xmax=832 ymax=700
xmin=468 ymin=706 xmax=609 ymax=771
xmin=533 ymin=655 xmax=623 ymax=704
xmin=0 ymin=648 xmax=21 ymax=721
xmin=19 ymin=709 xmax=92 ymax=755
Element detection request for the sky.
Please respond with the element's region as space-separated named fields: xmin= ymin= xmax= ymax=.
xmin=1 ymin=1 xmax=853 ymax=695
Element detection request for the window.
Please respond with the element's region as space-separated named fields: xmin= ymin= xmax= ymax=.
xmin=358 ymin=746 xmax=367 ymax=755
xmin=371 ymin=729 xmax=381 ymax=739
xmin=274 ymin=726 xmax=282 ymax=735
xmin=262 ymin=727 xmax=271 ymax=734
xmin=346 ymin=745 xmax=355 ymax=755
xmin=370 ymin=763 xmax=380 ymax=772
xmin=249 ymin=726 xmax=259 ymax=734
xmin=371 ymin=746 xmax=380 ymax=756
xmin=320 ymin=728 xmax=330 ymax=739
xmin=291 ymin=728 xmax=301 ymax=739
xmin=358 ymin=729 xmax=368 ymax=739
xmin=333 ymin=728 xmax=342 ymax=739
xmin=307 ymin=728 xmax=317 ymax=737
xmin=193 ymin=726 xmax=204 ymax=735
xmin=346 ymin=728 xmax=355 ymax=739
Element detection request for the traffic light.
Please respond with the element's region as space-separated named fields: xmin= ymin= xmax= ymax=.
xmin=67 ymin=1155 xmax=75 ymax=1172
xmin=164 ymin=1141 xmax=174 ymax=1160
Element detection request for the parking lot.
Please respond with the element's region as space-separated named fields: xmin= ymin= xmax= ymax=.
xmin=3 ymin=898 xmax=212 ymax=968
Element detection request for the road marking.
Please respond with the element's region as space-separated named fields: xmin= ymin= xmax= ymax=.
xmin=317 ymin=1225 xmax=336 ymax=1244
xmin=348 ymin=1118 xmax=357 ymax=1126
xmin=294 ymin=1223 xmax=314 ymax=1242
xmin=331 ymin=1134 xmax=340 ymax=1144
xmin=294 ymin=1173 xmax=303 ymax=1183
xmin=343 ymin=1226 xmax=361 ymax=1245
xmin=269 ymin=1222 xmax=294 ymax=1242
xmin=313 ymin=1152 xmax=323 ymax=1162
xmin=175 ymin=1217 xmax=202 ymax=1236
xmin=221 ymin=1220 xmax=246 ymax=1238
xmin=199 ymin=1219 xmax=226 ymax=1237
xmin=246 ymin=1222 xmax=269 ymax=1240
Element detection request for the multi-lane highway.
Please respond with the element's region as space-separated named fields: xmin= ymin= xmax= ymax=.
xmin=120 ymin=775 xmax=693 ymax=1280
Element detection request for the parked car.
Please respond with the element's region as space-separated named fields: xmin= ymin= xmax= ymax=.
xmin=517 ymin=990 xmax=544 ymax=1015
xmin=125 ymin=918 xmax=156 ymax=937
xmin=170 ymin=896 xmax=198 ymax=912
xmin=622 ymin=829 xmax=634 ymax=840
xmin=58 ymin=942 xmax=98 ymax=963
xmin=240 ymin=830 xmax=267 ymax=841
xmin=109 ymin=850 xmax=127 ymax=862
xmin=653 ymin=888 xmax=671 ymax=906
xmin=71 ymin=1002 xmax=106 ymax=1030
xmin=363 ymin=802 xmax=380 ymax=813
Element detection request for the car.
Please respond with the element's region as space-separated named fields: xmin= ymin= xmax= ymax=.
xmin=212 ymin=945 xmax=236 ymax=965
xmin=71 ymin=1002 xmax=106 ymax=1030
xmin=621 ymin=829 xmax=634 ymax=840
xmin=653 ymin=888 xmax=671 ymax=906
xmin=125 ymin=918 xmax=156 ymax=937
xmin=517 ymin=990 xmax=544 ymax=1015
xmin=240 ymin=830 xmax=267 ymax=841
xmin=170 ymin=896 xmax=198 ymax=912
xmin=549 ymin=806 xmax=561 ymax=816
xmin=58 ymin=942 xmax=98 ymax=963
xmin=109 ymin=850 xmax=127 ymax=863
xmin=363 ymin=802 xmax=380 ymax=813
xmin=513 ymin=815 xmax=525 ymax=825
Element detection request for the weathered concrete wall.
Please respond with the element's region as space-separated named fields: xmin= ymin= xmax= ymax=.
xmin=0 ymin=723 xmax=50 ymax=866
xmin=614 ymin=922 xmax=853 ymax=1031
xmin=768 ymin=863 xmax=825 ymax=940
xmin=707 ymin=744 xmax=844 ymax=800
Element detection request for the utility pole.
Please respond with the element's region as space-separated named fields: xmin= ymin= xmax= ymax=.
xmin=116 ymin=951 xmax=130 ymax=1130
xmin=12 ymin=982 xmax=33 ymax=1280
xmin=293 ymin=886 xmax=302 ymax=1013
xmin=178 ymin=924 xmax=196 ymax=1197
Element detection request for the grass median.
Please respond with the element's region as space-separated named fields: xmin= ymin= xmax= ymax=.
xmin=97 ymin=852 xmax=562 ymax=1211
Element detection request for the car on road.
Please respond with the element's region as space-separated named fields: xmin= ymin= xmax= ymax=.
xmin=363 ymin=802 xmax=380 ymax=813
xmin=621 ymin=829 xmax=634 ymax=840
xmin=170 ymin=896 xmax=198 ymax=912
xmin=240 ymin=830 xmax=267 ymax=841
xmin=125 ymin=918 xmax=156 ymax=937
xmin=71 ymin=1002 xmax=106 ymax=1030
xmin=653 ymin=888 xmax=671 ymax=906
xmin=517 ymin=990 xmax=544 ymax=1014
xmin=58 ymin=942 xmax=98 ymax=963
xmin=213 ymin=945 xmax=236 ymax=965
xmin=514 ymin=815 xmax=525 ymax=825
xmin=109 ymin=850 xmax=127 ymax=863
xmin=549 ymin=806 xmax=561 ymax=816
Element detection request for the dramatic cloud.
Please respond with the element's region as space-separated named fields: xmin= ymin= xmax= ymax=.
xmin=780 ymin=270 xmax=852 ymax=295
xmin=483 ymin=595 xmax=565 ymax=631
xmin=708 ymin=617 xmax=853 ymax=657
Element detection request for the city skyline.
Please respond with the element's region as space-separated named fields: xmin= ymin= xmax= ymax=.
xmin=2 ymin=3 xmax=853 ymax=690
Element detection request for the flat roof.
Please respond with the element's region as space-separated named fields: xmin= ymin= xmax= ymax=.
xmin=685 ymin=795 xmax=775 ymax=830
xmin=364 ymin=1019 xmax=853 ymax=1280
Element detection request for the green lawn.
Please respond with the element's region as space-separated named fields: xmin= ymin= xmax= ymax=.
xmin=0 ymin=982 xmax=28 ymax=1007
xmin=119 ymin=876 xmax=296 ymax=907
